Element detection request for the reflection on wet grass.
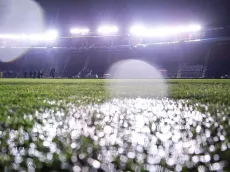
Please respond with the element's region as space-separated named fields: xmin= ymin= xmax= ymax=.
xmin=1 ymin=79 xmax=230 ymax=171
xmin=28 ymin=98 xmax=226 ymax=171
xmin=5 ymin=98 xmax=229 ymax=171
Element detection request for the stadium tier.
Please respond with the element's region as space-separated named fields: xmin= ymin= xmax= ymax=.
xmin=180 ymin=64 xmax=204 ymax=78
xmin=0 ymin=27 xmax=230 ymax=79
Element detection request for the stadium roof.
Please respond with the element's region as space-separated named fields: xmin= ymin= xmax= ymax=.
xmin=1 ymin=0 xmax=230 ymax=38
xmin=34 ymin=0 xmax=230 ymax=28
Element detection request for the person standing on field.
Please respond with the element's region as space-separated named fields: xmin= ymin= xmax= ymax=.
xmin=29 ymin=71 xmax=33 ymax=78
xmin=49 ymin=68 xmax=55 ymax=78
xmin=40 ymin=69 xmax=44 ymax=78
xmin=33 ymin=71 xmax=36 ymax=78
xmin=24 ymin=71 xmax=28 ymax=78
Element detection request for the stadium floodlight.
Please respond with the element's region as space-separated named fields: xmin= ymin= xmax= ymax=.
xmin=0 ymin=34 xmax=14 ymax=39
xmin=70 ymin=28 xmax=89 ymax=35
xmin=164 ymin=25 xmax=201 ymax=34
xmin=27 ymin=30 xmax=58 ymax=41
xmin=187 ymin=24 xmax=201 ymax=32
xmin=45 ymin=29 xmax=59 ymax=40
xmin=28 ymin=34 xmax=45 ymax=41
xmin=130 ymin=24 xmax=202 ymax=37
xmin=18 ymin=34 xmax=29 ymax=40
xmin=0 ymin=34 xmax=29 ymax=40
xmin=129 ymin=25 xmax=163 ymax=37
xmin=129 ymin=25 xmax=165 ymax=37
xmin=129 ymin=25 xmax=146 ymax=37
xmin=97 ymin=25 xmax=118 ymax=35
xmin=0 ymin=29 xmax=59 ymax=41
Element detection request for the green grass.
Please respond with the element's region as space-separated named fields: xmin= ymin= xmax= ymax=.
xmin=0 ymin=79 xmax=230 ymax=171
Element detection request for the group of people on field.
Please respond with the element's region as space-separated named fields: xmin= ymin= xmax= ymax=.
xmin=24 ymin=68 xmax=55 ymax=78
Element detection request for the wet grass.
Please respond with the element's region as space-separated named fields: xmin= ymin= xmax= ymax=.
xmin=0 ymin=78 xmax=230 ymax=171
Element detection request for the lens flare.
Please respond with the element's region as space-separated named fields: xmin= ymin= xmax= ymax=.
xmin=0 ymin=48 xmax=27 ymax=63
xmin=0 ymin=0 xmax=45 ymax=62
xmin=105 ymin=59 xmax=168 ymax=98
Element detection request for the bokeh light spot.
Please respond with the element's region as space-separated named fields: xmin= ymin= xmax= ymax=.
xmin=0 ymin=0 xmax=45 ymax=62
xmin=105 ymin=59 xmax=168 ymax=98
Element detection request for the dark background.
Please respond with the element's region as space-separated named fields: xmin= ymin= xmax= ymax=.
xmin=1 ymin=0 xmax=230 ymax=79
xmin=35 ymin=0 xmax=230 ymax=30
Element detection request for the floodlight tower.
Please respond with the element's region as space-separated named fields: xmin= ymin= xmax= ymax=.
xmin=97 ymin=25 xmax=119 ymax=66
xmin=97 ymin=25 xmax=118 ymax=35
xmin=69 ymin=27 xmax=90 ymax=48
xmin=70 ymin=28 xmax=89 ymax=35
xmin=96 ymin=25 xmax=119 ymax=49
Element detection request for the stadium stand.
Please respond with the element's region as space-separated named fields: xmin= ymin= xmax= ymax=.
xmin=1 ymin=27 xmax=230 ymax=79
xmin=180 ymin=64 xmax=204 ymax=78
xmin=0 ymin=46 xmax=222 ymax=79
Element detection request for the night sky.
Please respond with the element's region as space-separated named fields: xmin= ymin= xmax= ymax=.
xmin=34 ymin=0 xmax=230 ymax=29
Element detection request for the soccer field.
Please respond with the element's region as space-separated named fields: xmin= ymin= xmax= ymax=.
xmin=0 ymin=79 xmax=230 ymax=171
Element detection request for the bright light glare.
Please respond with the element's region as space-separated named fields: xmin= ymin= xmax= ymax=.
xmin=0 ymin=34 xmax=28 ymax=40
xmin=98 ymin=26 xmax=118 ymax=34
xmin=130 ymin=24 xmax=201 ymax=37
xmin=130 ymin=25 xmax=146 ymax=36
xmin=0 ymin=29 xmax=59 ymax=41
xmin=187 ymin=24 xmax=202 ymax=32
xmin=45 ymin=29 xmax=59 ymax=40
xmin=70 ymin=28 xmax=89 ymax=35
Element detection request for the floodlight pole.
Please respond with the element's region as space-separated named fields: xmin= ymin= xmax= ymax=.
xmin=202 ymin=44 xmax=212 ymax=78
xmin=61 ymin=53 xmax=71 ymax=77
xmin=176 ymin=42 xmax=185 ymax=78
xmin=47 ymin=49 xmax=58 ymax=77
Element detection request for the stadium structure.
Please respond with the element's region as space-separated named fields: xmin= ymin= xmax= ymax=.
xmin=0 ymin=24 xmax=230 ymax=79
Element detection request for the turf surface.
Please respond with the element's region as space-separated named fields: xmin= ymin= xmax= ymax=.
xmin=0 ymin=79 xmax=230 ymax=171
